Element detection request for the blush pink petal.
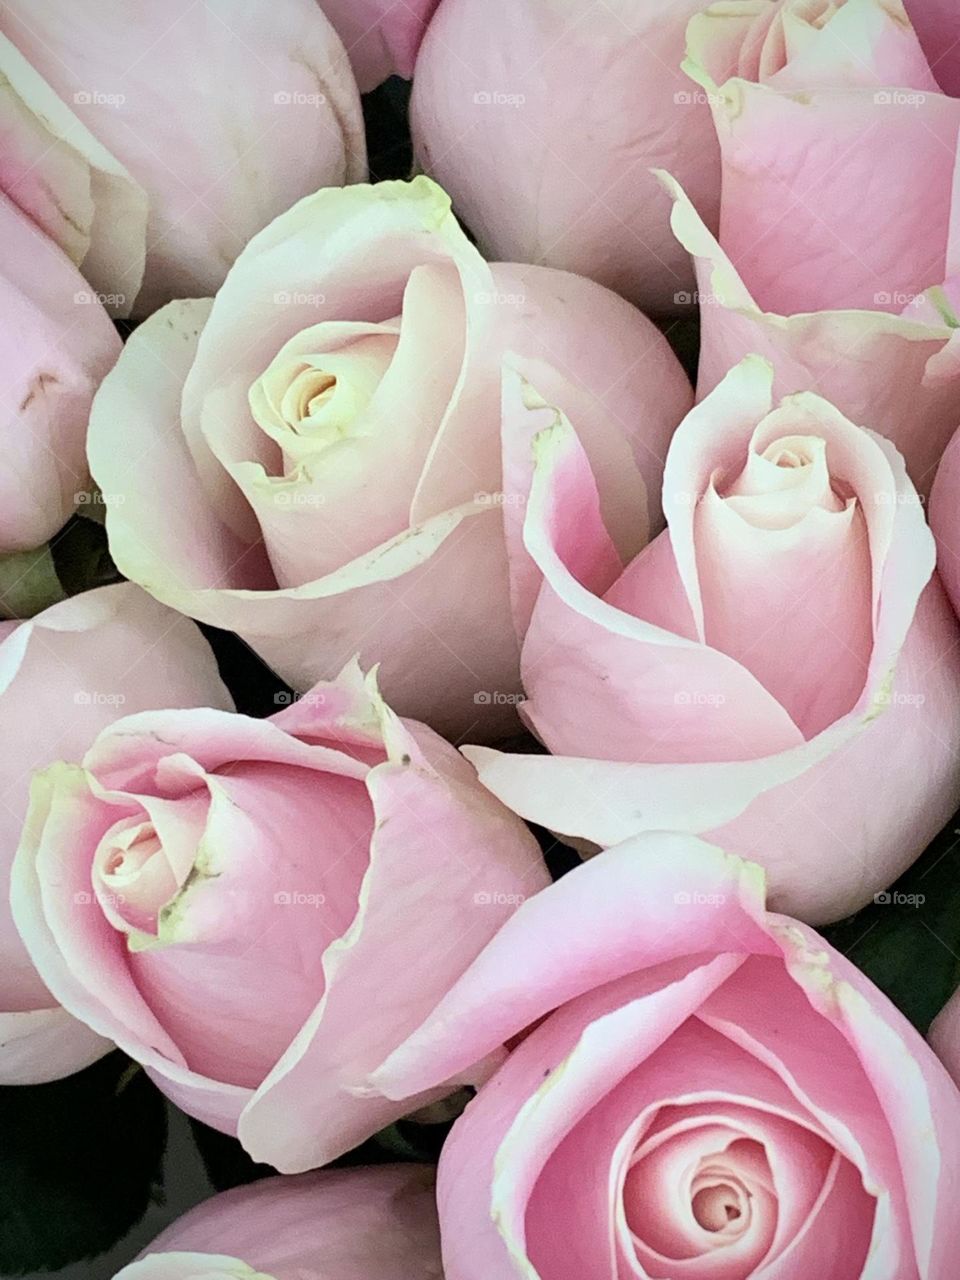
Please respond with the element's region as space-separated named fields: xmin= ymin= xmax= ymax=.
xmin=319 ymin=0 xmax=441 ymax=90
xmin=238 ymin=700 xmax=547 ymax=1171
xmin=374 ymin=833 xmax=772 ymax=1100
xmin=115 ymin=1165 xmax=442 ymax=1280
xmin=681 ymin=44 xmax=960 ymax=314
xmin=410 ymin=0 xmax=720 ymax=315
xmin=0 ymin=584 xmax=232 ymax=1084
xmin=0 ymin=193 xmax=120 ymax=550
xmin=517 ymin=403 xmax=805 ymax=765
xmin=660 ymin=174 xmax=960 ymax=492
xmin=0 ymin=0 xmax=366 ymax=314
xmin=0 ymin=32 xmax=147 ymax=314
xmin=384 ymin=835 xmax=960 ymax=1278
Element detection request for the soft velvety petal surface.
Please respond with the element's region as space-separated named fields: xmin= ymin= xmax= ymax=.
xmin=118 ymin=1166 xmax=442 ymax=1280
xmin=0 ymin=0 xmax=366 ymax=313
xmin=320 ymin=0 xmax=441 ymax=90
xmin=661 ymin=174 xmax=960 ymax=493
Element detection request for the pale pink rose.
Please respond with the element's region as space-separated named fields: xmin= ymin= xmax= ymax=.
xmin=320 ymin=0 xmax=440 ymax=91
xmin=661 ymin=173 xmax=960 ymax=493
xmin=685 ymin=0 xmax=960 ymax=315
xmin=115 ymin=1166 xmax=441 ymax=1280
xmin=88 ymin=177 xmax=692 ymax=740
xmin=0 ymin=0 xmax=365 ymax=316
xmin=930 ymin=987 xmax=960 ymax=1091
xmin=0 ymin=194 xmax=120 ymax=552
xmin=12 ymin=660 xmax=547 ymax=1171
xmin=461 ymin=357 xmax=960 ymax=924
xmin=410 ymin=0 xmax=720 ymax=315
xmin=0 ymin=583 xmax=233 ymax=1085
xmin=374 ymin=835 xmax=960 ymax=1279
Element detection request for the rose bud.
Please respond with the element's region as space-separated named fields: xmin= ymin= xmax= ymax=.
xmin=115 ymin=1166 xmax=441 ymax=1280
xmin=320 ymin=0 xmax=440 ymax=91
xmin=462 ymin=357 xmax=960 ymax=924
xmin=0 ymin=195 xmax=119 ymax=552
xmin=410 ymin=0 xmax=720 ymax=315
xmin=12 ymin=661 xmax=548 ymax=1170
xmin=375 ymin=835 xmax=960 ymax=1279
xmin=0 ymin=0 xmax=365 ymax=315
xmin=0 ymin=584 xmax=233 ymax=1085
xmin=685 ymin=0 xmax=959 ymax=315
xmin=660 ymin=173 xmax=960 ymax=492
xmin=88 ymin=176 xmax=692 ymax=740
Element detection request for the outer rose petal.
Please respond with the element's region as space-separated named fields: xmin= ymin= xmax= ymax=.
xmin=0 ymin=0 xmax=366 ymax=314
xmin=376 ymin=837 xmax=960 ymax=1279
xmin=237 ymin=679 xmax=548 ymax=1171
xmin=0 ymin=32 xmax=147 ymax=315
xmin=411 ymin=0 xmax=719 ymax=315
xmin=661 ymin=173 xmax=960 ymax=492
xmin=0 ymin=194 xmax=120 ymax=551
xmin=320 ymin=0 xmax=441 ymax=90
xmin=0 ymin=584 xmax=232 ymax=1085
xmin=115 ymin=1166 xmax=442 ymax=1280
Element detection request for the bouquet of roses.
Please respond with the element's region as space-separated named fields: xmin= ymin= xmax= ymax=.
xmin=4 ymin=2 xmax=960 ymax=1277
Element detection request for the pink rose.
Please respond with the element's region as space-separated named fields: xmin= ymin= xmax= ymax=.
xmin=410 ymin=0 xmax=719 ymax=314
xmin=0 ymin=194 xmax=119 ymax=551
xmin=377 ymin=835 xmax=960 ymax=1278
xmin=88 ymin=177 xmax=692 ymax=740
xmin=462 ymin=357 xmax=960 ymax=923
xmin=115 ymin=1166 xmax=441 ymax=1280
xmin=320 ymin=0 xmax=440 ymax=91
xmin=661 ymin=175 xmax=960 ymax=491
xmin=12 ymin=660 xmax=547 ymax=1170
xmin=0 ymin=583 xmax=233 ymax=1085
xmin=0 ymin=0 xmax=365 ymax=316
xmin=685 ymin=0 xmax=959 ymax=315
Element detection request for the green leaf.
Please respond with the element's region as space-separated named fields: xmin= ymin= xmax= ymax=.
xmin=823 ymin=815 xmax=960 ymax=1033
xmin=0 ymin=544 xmax=65 ymax=619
